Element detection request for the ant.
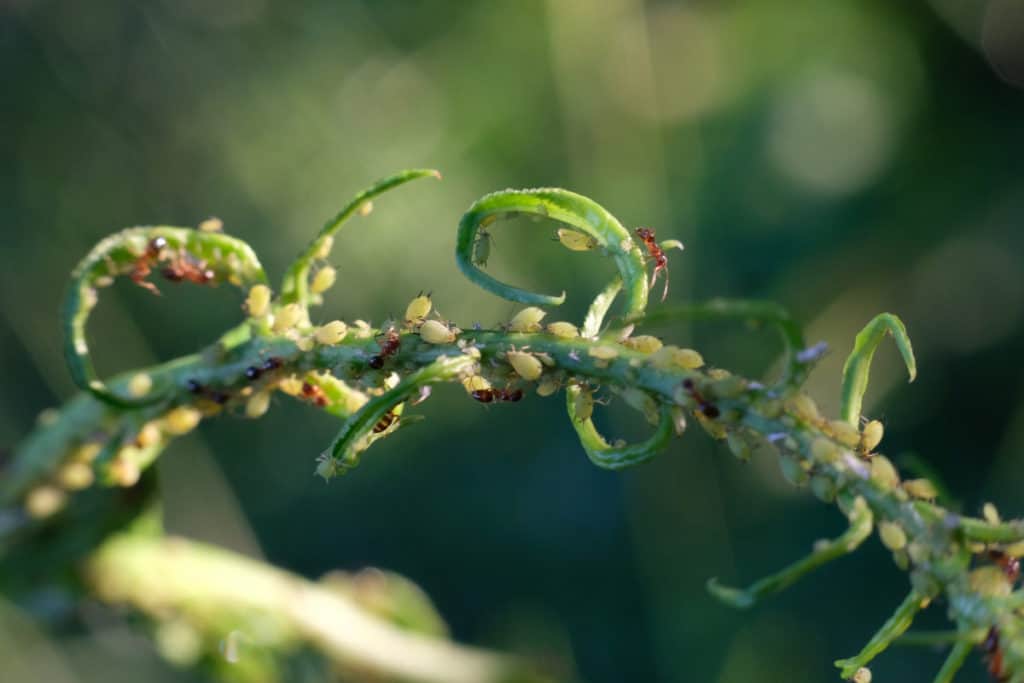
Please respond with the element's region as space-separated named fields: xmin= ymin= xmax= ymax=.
xmin=989 ymin=549 xmax=1022 ymax=583
xmin=129 ymin=236 xmax=168 ymax=295
xmin=161 ymin=251 xmax=215 ymax=285
xmin=682 ymin=378 xmax=720 ymax=419
xmin=984 ymin=627 xmax=1009 ymax=682
xmin=301 ymin=382 xmax=328 ymax=408
xmin=373 ymin=408 xmax=399 ymax=433
xmin=470 ymin=385 xmax=524 ymax=404
xmin=369 ymin=326 xmax=401 ymax=369
xmin=635 ymin=227 xmax=670 ymax=302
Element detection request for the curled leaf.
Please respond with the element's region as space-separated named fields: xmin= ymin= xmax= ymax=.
xmin=566 ymin=388 xmax=674 ymax=470
xmin=840 ymin=313 xmax=917 ymax=426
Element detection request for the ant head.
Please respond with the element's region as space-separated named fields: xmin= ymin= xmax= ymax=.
xmin=635 ymin=227 xmax=655 ymax=240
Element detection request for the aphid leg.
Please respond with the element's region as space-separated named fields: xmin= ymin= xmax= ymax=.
xmin=708 ymin=498 xmax=873 ymax=609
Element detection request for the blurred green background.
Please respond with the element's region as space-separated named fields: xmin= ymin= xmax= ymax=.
xmin=3 ymin=1 xmax=1024 ymax=681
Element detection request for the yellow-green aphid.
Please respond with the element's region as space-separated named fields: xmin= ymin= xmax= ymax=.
xmin=507 ymin=350 xmax=543 ymax=381
xmin=315 ymin=320 xmax=348 ymax=345
xmin=310 ymin=266 xmax=337 ymax=295
xmin=58 ymin=461 xmax=94 ymax=490
xmin=246 ymin=391 xmax=271 ymax=419
xmin=473 ymin=229 xmax=492 ymax=267
xmin=110 ymin=447 xmax=142 ymax=487
xmin=810 ymin=475 xmax=836 ymax=503
xmin=419 ymin=319 xmax=457 ymax=344
xmin=869 ymin=455 xmax=900 ymax=490
xmin=878 ymin=521 xmax=907 ymax=551
xmin=983 ymin=502 xmax=1001 ymax=524
xmin=779 ymin=455 xmax=809 ymax=487
xmin=278 ymin=375 xmax=303 ymax=396
xmin=359 ymin=200 xmax=374 ymax=216
xmin=295 ymin=337 xmax=314 ymax=352
xmin=829 ymin=419 xmax=861 ymax=448
xmin=128 ymin=372 xmax=153 ymax=398
xmin=573 ymin=387 xmax=594 ymax=422
xmin=969 ymin=566 xmax=1013 ymax=598
xmin=726 ymin=432 xmax=752 ymax=462
xmin=546 ymin=321 xmax=579 ymax=338
xmin=861 ymin=420 xmax=884 ymax=452
xmin=786 ymin=393 xmax=821 ymax=423
xmin=272 ymin=303 xmax=303 ymax=334
xmin=162 ymin=407 xmax=202 ymax=436
xmin=588 ymin=345 xmax=619 ymax=360
xmin=623 ymin=335 xmax=663 ymax=353
xmin=810 ymin=437 xmax=840 ymax=464
xmin=198 ymin=217 xmax=223 ymax=233
xmin=462 ymin=375 xmax=492 ymax=393
xmin=25 ymin=485 xmax=67 ymax=519
xmin=902 ymin=478 xmax=938 ymax=501
xmin=852 ymin=667 xmax=872 ymax=683
xmin=556 ymin=227 xmax=597 ymax=252
xmin=245 ymin=284 xmax=272 ymax=318
xmin=536 ymin=376 xmax=560 ymax=397
xmin=405 ymin=293 xmax=432 ymax=327
xmin=509 ymin=306 xmax=546 ymax=333
xmin=135 ymin=422 xmax=161 ymax=449
xmin=650 ymin=345 xmax=704 ymax=370
xmin=315 ymin=236 xmax=334 ymax=260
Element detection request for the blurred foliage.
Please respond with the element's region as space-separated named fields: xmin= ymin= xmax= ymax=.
xmin=2 ymin=1 xmax=1024 ymax=681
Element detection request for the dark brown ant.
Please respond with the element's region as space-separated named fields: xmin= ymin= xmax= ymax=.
xmin=682 ymin=378 xmax=720 ymax=419
xmin=989 ymin=550 xmax=1021 ymax=583
xmin=984 ymin=626 xmax=1008 ymax=682
xmin=635 ymin=227 xmax=670 ymax=302
xmin=185 ymin=378 xmax=229 ymax=405
xmin=186 ymin=379 xmax=204 ymax=394
xmin=301 ymin=381 xmax=328 ymax=408
xmin=470 ymin=386 xmax=523 ymax=404
xmin=129 ymin=236 xmax=168 ymax=295
xmin=245 ymin=366 xmax=262 ymax=380
xmin=373 ymin=408 xmax=399 ymax=433
xmin=369 ymin=327 xmax=401 ymax=369
xmin=262 ymin=357 xmax=284 ymax=372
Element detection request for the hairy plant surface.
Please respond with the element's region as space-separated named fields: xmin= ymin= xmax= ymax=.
xmin=2 ymin=170 xmax=1022 ymax=682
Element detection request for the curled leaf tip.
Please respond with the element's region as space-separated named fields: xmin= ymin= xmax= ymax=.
xmin=840 ymin=313 xmax=917 ymax=425
xmin=706 ymin=578 xmax=755 ymax=609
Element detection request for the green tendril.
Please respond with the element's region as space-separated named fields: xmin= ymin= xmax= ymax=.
xmin=707 ymin=496 xmax=873 ymax=609
xmin=280 ymin=169 xmax=441 ymax=309
xmin=455 ymin=188 xmax=648 ymax=311
xmin=319 ymin=355 xmax=475 ymax=478
xmin=835 ymin=588 xmax=933 ymax=679
xmin=840 ymin=313 xmax=917 ymax=426
xmin=566 ymin=394 xmax=674 ymax=470
xmin=63 ymin=227 xmax=267 ymax=408
xmin=933 ymin=640 xmax=972 ymax=683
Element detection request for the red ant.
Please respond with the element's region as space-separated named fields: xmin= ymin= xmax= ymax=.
xmin=302 ymin=381 xmax=328 ymax=408
xmin=369 ymin=327 xmax=401 ymax=369
xmin=129 ymin=237 xmax=167 ymax=295
xmin=470 ymin=386 xmax=524 ymax=404
xmin=373 ymin=408 xmax=399 ymax=433
xmin=990 ymin=549 xmax=1022 ymax=584
xmin=682 ymin=378 xmax=720 ymax=419
xmin=161 ymin=251 xmax=215 ymax=285
xmin=635 ymin=227 xmax=670 ymax=303
xmin=984 ymin=627 xmax=1009 ymax=682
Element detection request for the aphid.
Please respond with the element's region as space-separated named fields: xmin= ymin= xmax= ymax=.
xmin=272 ymin=303 xmax=303 ymax=334
xmin=572 ymin=386 xmax=595 ymax=422
xmin=25 ymin=485 xmax=67 ymax=519
xmin=635 ymin=227 xmax=671 ymax=302
xmin=536 ymin=376 xmax=560 ymax=397
xmin=508 ymin=307 xmax=546 ymax=333
xmin=277 ymin=375 xmax=303 ymax=396
xmin=198 ymin=217 xmax=223 ymax=233
xmin=587 ymin=345 xmax=619 ymax=360
xmin=623 ymin=335 xmax=663 ymax=353
xmin=135 ymin=422 xmax=161 ymax=449
xmin=681 ymin=378 xmax=720 ymax=419
xmin=58 ymin=461 xmax=94 ymax=490
xmin=878 ymin=521 xmax=907 ymax=551
xmin=473 ymin=229 xmax=492 ymax=267
xmin=419 ymin=319 xmax=457 ymax=344
xmin=301 ymin=381 xmax=329 ymax=408
xmin=829 ymin=420 xmax=862 ymax=448
xmin=315 ymin=320 xmax=348 ymax=346
xmin=861 ymin=419 xmax=884 ymax=452
xmin=246 ymin=391 xmax=271 ymax=419
xmin=245 ymin=284 xmax=272 ymax=318
xmin=310 ymin=266 xmax=337 ymax=295
xmin=546 ymin=321 xmax=579 ymax=338
xmin=128 ymin=373 xmax=153 ymax=398
xmin=374 ymin=408 xmax=399 ymax=433
xmin=162 ymin=407 xmax=202 ymax=435
xmin=556 ymin=227 xmax=598 ymax=252
xmin=129 ymin=236 xmax=168 ymax=295
xmin=506 ymin=350 xmax=543 ymax=381
xmin=405 ymin=292 xmax=432 ymax=327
